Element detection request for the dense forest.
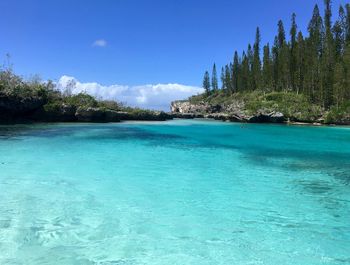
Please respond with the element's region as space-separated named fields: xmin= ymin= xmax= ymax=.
xmin=202 ymin=0 xmax=350 ymax=110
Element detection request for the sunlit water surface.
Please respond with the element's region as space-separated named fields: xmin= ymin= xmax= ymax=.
xmin=0 ymin=120 xmax=349 ymax=265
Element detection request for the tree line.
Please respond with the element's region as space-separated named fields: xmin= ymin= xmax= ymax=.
xmin=203 ymin=0 xmax=350 ymax=109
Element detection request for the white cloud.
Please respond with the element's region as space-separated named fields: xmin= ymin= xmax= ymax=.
xmin=56 ymin=76 xmax=203 ymax=111
xmin=92 ymin=39 xmax=107 ymax=47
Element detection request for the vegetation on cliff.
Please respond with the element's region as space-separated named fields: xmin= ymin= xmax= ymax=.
xmin=186 ymin=90 xmax=323 ymax=123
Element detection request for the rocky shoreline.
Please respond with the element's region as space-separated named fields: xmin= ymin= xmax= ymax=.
xmin=170 ymin=100 xmax=349 ymax=126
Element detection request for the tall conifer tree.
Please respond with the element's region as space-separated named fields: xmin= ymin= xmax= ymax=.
xmin=306 ymin=5 xmax=324 ymax=102
xmin=232 ymin=51 xmax=240 ymax=92
xmin=253 ymin=27 xmax=262 ymax=90
xmin=262 ymin=43 xmax=273 ymax=91
xmin=211 ymin=64 xmax=219 ymax=91
xmin=296 ymin=32 xmax=305 ymax=94
xmin=290 ymin=13 xmax=298 ymax=91
xmin=220 ymin=67 xmax=226 ymax=90
xmin=323 ymin=0 xmax=335 ymax=108
xmin=203 ymin=71 xmax=211 ymax=95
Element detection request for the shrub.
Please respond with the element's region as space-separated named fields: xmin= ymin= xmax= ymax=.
xmin=43 ymin=102 xmax=62 ymax=113
xmin=64 ymin=93 xmax=98 ymax=108
xmin=325 ymin=101 xmax=350 ymax=124
xmin=98 ymin=100 xmax=122 ymax=111
xmin=0 ymin=69 xmax=51 ymax=100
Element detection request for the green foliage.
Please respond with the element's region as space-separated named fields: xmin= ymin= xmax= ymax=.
xmin=325 ymin=101 xmax=350 ymax=123
xmin=0 ymin=69 xmax=49 ymax=99
xmin=257 ymin=92 xmax=322 ymax=121
xmin=97 ymin=100 xmax=122 ymax=111
xmin=43 ymin=102 xmax=62 ymax=113
xmin=211 ymin=64 xmax=218 ymax=91
xmin=252 ymin=27 xmax=262 ymax=90
xmin=232 ymin=51 xmax=240 ymax=91
xmin=190 ymin=89 xmax=323 ymax=122
xmin=202 ymin=71 xmax=211 ymax=94
xmin=121 ymin=106 xmax=156 ymax=116
xmin=188 ymin=93 xmax=208 ymax=104
xmin=189 ymin=89 xmax=232 ymax=105
xmin=63 ymin=93 xmax=98 ymax=108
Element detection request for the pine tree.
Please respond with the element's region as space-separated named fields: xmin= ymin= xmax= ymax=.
xmin=305 ymin=4 xmax=324 ymax=102
xmin=276 ymin=20 xmax=289 ymax=91
xmin=241 ymin=52 xmax=250 ymax=91
xmin=296 ymin=32 xmax=305 ymax=94
xmin=272 ymin=37 xmax=280 ymax=91
xmin=290 ymin=13 xmax=298 ymax=91
xmin=277 ymin=20 xmax=286 ymax=48
xmin=345 ymin=4 xmax=350 ymax=44
xmin=229 ymin=62 xmax=234 ymax=92
xmin=333 ymin=20 xmax=343 ymax=60
xmin=224 ymin=65 xmax=232 ymax=91
xmin=220 ymin=67 xmax=226 ymax=90
xmin=203 ymin=71 xmax=211 ymax=95
xmin=232 ymin=51 xmax=240 ymax=92
xmin=338 ymin=5 xmax=346 ymax=53
xmin=211 ymin=64 xmax=219 ymax=91
xmin=262 ymin=43 xmax=273 ymax=91
xmin=247 ymin=44 xmax=254 ymax=90
xmin=322 ymin=0 xmax=335 ymax=108
xmin=253 ymin=27 xmax=262 ymax=90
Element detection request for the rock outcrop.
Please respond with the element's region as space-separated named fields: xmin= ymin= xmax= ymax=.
xmin=248 ymin=111 xmax=285 ymax=123
xmin=171 ymin=100 xmax=286 ymax=124
xmin=76 ymin=107 xmax=111 ymax=122
xmin=171 ymin=101 xmax=222 ymax=114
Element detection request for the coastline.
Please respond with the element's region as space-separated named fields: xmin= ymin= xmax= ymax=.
xmin=0 ymin=92 xmax=348 ymax=126
xmin=170 ymin=98 xmax=350 ymax=127
xmin=2 ymin=116 xmax=348 ymax=128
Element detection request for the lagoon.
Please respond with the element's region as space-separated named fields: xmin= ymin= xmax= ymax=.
xmin=0 ymin=120 xmax=349 ymax=264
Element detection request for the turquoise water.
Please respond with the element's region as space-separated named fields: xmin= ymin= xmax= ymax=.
xmin=0 ymin=120 xmax=349 ymax=265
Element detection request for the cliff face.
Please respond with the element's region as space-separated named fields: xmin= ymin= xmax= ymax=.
xmin=170 ymin=101 xmax=222 ymax=114
xmin=170 ymin=100 xmax=286 ymax=123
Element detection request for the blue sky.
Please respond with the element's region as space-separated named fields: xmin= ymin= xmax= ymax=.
xmin=0 ymin=0 xmax=347 ymax=109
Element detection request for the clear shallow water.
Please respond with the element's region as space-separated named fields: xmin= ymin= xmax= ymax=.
xmin=0 ymin=120 xmax=349 ymax=265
